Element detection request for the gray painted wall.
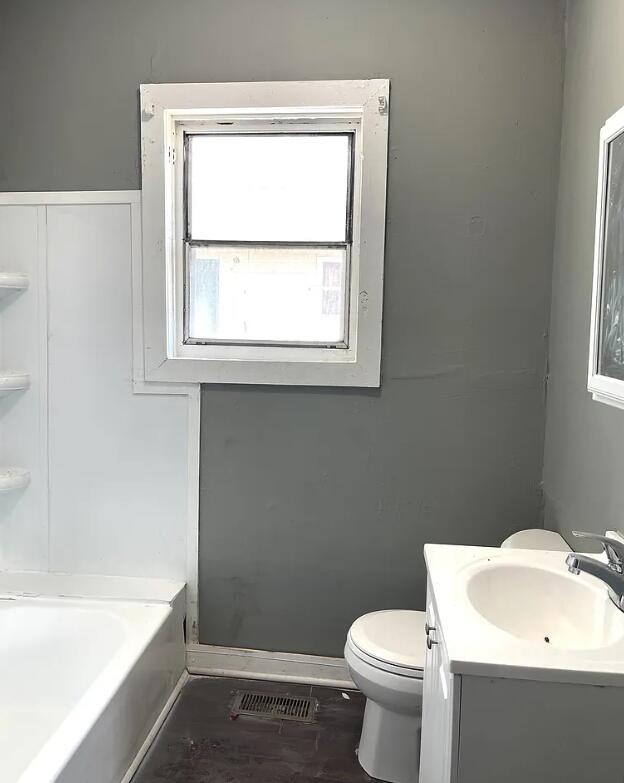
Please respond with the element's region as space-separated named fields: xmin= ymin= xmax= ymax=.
xmin=0 ymin=0 xmax=565 ymax=656
xmin=543 ymin=0 xmax=624 ymax=544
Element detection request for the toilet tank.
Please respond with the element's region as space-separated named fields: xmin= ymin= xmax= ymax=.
xmin=500 ymin=528 xmax=570 ymax=551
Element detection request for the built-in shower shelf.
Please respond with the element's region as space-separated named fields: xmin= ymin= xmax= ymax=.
xmin=0 ymin=370 xmax=30 ymax=397
xmin=0 ymin=468 xmax=30 ymax=493
xmin=0 ymin=272 xmax=29 ymax=298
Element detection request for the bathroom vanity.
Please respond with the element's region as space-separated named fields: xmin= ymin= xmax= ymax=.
xmin=420 ymin=545 xmax=624 ymax=783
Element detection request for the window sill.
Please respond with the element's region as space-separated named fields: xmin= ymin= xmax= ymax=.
xmin=144 ymin=354 xmax=380 ymax=387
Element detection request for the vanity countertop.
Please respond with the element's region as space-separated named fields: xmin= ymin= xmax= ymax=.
xmin=424 ymin=543 xmax=624 ymax=687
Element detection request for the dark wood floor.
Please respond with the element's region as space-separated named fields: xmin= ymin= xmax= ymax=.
xmin=131 ymin=676 xmax=375 ymax=782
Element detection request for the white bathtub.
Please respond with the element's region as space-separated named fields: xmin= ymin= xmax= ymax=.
xmin=0 ymin=575 xmax=186 ymax=783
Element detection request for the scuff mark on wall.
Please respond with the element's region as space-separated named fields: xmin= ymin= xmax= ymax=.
xmin=466 ymin=215 xmax=487 ymax=238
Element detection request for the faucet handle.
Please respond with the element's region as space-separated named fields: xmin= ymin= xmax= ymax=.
xmin=566 ymin=553 xmax=581 ymax=574
xmin=571 ymin=531 xmax=624 ymax=568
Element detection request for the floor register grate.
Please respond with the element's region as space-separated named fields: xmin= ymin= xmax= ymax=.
xmin=230 ymin=690 xmax=319 ymax=723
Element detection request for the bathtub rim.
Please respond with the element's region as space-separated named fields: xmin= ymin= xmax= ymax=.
xmin=0 ymin=570 xmax=185 ymax=605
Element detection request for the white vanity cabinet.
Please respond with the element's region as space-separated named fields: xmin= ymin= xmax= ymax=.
xmin=419 ymin=580 xmax=459 ymax=783
xmin=420 ymin=570 xmax=624 ymax=783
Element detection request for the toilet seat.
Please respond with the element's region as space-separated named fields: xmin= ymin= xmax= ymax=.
xmin=347 ymin=610 xmax=426 ymax=679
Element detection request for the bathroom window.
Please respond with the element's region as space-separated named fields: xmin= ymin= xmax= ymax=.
xmin=139 ymin=80 xmax=389 ymax=386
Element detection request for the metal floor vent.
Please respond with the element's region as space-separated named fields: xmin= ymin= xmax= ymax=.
xmin=230 ymin=690 xmax=318 ymax=723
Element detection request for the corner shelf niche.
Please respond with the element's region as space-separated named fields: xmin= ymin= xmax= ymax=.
xmin=0 ymin=272 xmax=29 ymax=299
xmin=0 ymin=272 xmax=31 ymax=496
xmin=0 ymin=370 xmax=30 ymax=397
xmin=0 ymin=468 xmax=30 ymax=493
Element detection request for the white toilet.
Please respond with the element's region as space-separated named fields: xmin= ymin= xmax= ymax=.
xmin=344 ymin=528 xmax=571 ymax=783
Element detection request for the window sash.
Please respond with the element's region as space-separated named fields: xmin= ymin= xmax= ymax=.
xmin=182 ymin=241 xmax=351 ymax=348
xmin=183 ymin=130 xmax=355 ymax=245
xmin=182 ymin=128 xmax=355 ymax=348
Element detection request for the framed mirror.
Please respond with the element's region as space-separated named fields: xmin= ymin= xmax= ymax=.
xmin=588 ymin=105 xmax=624 ymax=408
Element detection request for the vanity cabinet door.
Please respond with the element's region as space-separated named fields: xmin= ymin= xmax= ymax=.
xmin=419 ymin=587 xmax=458 ymax=783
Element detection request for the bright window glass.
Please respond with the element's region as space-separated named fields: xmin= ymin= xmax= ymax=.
xmin=187 ymin=245 xmax=347 ymax=344
xmin=185 ymin=132 xmax=353 ymax=346
xmin=187 ymin=134 xmax=351 ymax=243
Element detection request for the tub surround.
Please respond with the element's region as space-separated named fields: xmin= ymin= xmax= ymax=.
xmin=0 ymin=195 xmax=197 ymax=591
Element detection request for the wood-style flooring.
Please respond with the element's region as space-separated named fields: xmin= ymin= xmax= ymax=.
xmin=131 ymin=676 xmax=375 ymax=782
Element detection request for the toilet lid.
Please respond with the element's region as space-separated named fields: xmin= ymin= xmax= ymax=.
xmin=348 ymin=610 xmax=426 ymax=671
xmin=500 ymin=529 xmax=571 ymax=552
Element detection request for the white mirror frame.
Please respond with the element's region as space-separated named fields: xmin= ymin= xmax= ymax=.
xmin=588 ymin=103 xmax=624 ymax=409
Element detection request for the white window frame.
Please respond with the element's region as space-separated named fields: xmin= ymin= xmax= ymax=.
xmin=589 ymin=103 xmax=624 ymax=409
xmin=139 ymin=80 xmax=389 ymax=386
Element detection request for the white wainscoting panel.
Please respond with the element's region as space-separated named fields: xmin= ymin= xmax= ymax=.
xmin=0 ymin=194 xmax=198 ymax=591
xmin=46 ymin=204 xmax=190 ymax=578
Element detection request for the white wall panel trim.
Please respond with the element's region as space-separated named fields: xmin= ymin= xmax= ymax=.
xmin=0 ymin=191 xmax=141 ymax=205
xmin=187 ymin=644 xmax=355 ymax=689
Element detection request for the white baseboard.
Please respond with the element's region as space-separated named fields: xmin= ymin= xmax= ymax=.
xmin=119 ymin=670 xmax=188 ymax=783
xmin=186 ymin=644 xmax=356 ymax=690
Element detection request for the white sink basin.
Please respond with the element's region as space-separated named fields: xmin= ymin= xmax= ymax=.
xmin=465 ymin=562 xmax=624 ymax=650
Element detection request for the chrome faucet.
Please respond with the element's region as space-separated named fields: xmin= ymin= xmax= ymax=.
xmin=565 ymin=531 xmax=624 ymax=612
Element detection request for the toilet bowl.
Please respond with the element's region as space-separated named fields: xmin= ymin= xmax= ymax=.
xmin=344 ymin=610 xmax=425 ymax=783
xmin=500 ymin=528 xmax=570 ymax=551
xmin=345 ymin=529 xmax=570 ymax=783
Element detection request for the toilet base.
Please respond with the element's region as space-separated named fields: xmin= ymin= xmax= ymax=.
xmin=357 ymin=698 xmax=421 ymax=783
